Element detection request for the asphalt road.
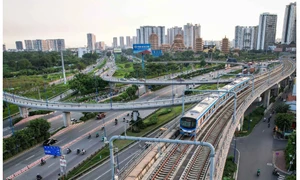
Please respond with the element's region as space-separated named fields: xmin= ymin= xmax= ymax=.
xmin=4 ymin=65 xmax=242 ymax=179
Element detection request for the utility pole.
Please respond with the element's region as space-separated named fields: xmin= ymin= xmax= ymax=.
xmin=61 ymin=50 xmax=67 ymax=85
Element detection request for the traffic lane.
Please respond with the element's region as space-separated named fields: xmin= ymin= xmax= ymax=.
xmin=15 ymin=118 xmax=141 ymax=180
xmin=78 ymin=143 xmax=146 ymax=180
xmin=237 ymin=117 xmax=277 ymax=180
xmin=78 ymin=121 xmax=168 ymax=180
xmin=4 ymin=111 xmax=125 ymax=176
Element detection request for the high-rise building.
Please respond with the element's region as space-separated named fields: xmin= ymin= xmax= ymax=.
xmin=24 ymin=40 xmax=33 ymax=50
xmin=234 ymin=26 xmax=258 ymax=50
xmin=3 ymin=44 xmax=6 ymax=51
xmin=149 ymin=33 xmax=159 ymax=50
xmin=221 ymin=36 xmax=230 ymax=54
xmin=36 ymin=40 xmax=43 ymax=51
xmin=100 ymin=41 xmax=105 ymax=50
xmin=136 ymin=26 xmax=165 ymax=46
xmin=167 ymin=26 xmax=183 ymax=46
xmin=120 ymin=36 xmax=125 ymax=48
xmin=113 ymin=37 xmax=118 ymax=48
xmin=46 ymin=39 xmax=57 ymax=51
xmin=57 ymin=39 xmax=65 ymax=51
xmin=41 ymin=40 xmax=49 ymax=51
xmin=257 ymin=13 xmax=277 ymax=50
xmin=87 ymin=33 xmax=96 ymax=51
xmin=195 ymin=38 xmax=203 ymax=52
xmin=126 ymin=36 xmax=131 ymax=47
xmin=15 ymin=41 xmax=23 ymax=50
xmin=184 ymin=23 xmax=194 ymax=49
xmin=281 ymin=2 xmax=296 ymax=44
xmin=193 ymin=24 xmax=201 ymax=50
xmin=132 ymin=36 xmax=137 ymax=45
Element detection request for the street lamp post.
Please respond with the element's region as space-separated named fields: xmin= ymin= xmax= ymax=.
xmin=115 ymin=147 xmax=120 ymax=171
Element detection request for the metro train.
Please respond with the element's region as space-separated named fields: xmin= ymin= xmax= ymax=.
xmin=180 ymin=77 xmax=251 ymax=136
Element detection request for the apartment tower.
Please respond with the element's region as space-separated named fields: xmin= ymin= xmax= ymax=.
xmin=281 ymin=2 xmax=296 ymax=44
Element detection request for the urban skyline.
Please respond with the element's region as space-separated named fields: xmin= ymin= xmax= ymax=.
xmin=3 ymin=0 xmax=294 ymax=49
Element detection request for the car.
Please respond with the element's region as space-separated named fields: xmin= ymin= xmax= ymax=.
xmin=43 ymin=139 xmax=58 ymax=146
xmin=120 ymin=78 xmax=127 ymax=81
xmin=71 ymin=118 xmax=80 ymax=123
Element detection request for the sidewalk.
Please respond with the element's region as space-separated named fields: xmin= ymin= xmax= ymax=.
xmin=273 ymin=151 xmax=289 ymax=174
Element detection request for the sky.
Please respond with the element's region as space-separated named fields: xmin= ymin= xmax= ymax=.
xmin=3 ymin=0 xmax=295 ymax=49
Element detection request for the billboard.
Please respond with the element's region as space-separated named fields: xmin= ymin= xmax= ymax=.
xmin=151 ymin=50 xmax=163 ymax=57
xmin=133 ymin=44 xmax=151 ymax=54
xmin=113 ymin=48 xmax=122 ymax=53
xmin=43 ymin=146 xmax=62 ymax=156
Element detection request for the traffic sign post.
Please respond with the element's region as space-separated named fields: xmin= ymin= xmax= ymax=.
xmin=60 ymin=155 xmax=67 ymax=178
xmin=43 ymin=146 xmax=62 ymax=156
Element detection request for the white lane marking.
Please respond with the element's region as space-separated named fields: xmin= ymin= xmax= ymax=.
xmin=89 ymin=139 xmax=92 ymax=142
xmin=48 ymin=163 xmax=55 ymax=168
xmin=14 ymin=163 xmax=20 ymax=166
xmin=87 ymin=124 xmax=94 ymax=128
xmin=25 ymin=155 xmax=35 ymax=160
xmin=79 ymin=128 xmax=86 ymax=132
xmin=93 ymin=151 xmax=138 ymax=180
xmin=262 ymin=130 xmax=265 ymax=133
xmin=267 ymin=163 xmax=273 ymax=166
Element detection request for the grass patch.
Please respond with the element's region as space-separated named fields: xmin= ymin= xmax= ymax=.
xmin=66 ymin=104 xmax=195 ymax=179
xmin=219 ymin=69 xmax=242 ymax=79
xmin=236 ymin=106 xmax=266 ymax=137
xmin=113 ymin=63 xmax=134 ymax=78
xmin=3 ymin=103 xmax=20 ymax=119
xmin=21 ymin=83 xmax=69 ymax=100
xmin=222 ymin=156 xmax=237 ymax=180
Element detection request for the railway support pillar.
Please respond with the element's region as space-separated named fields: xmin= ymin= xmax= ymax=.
xmin=63 ymin=112 xmax=71 ymax=127
xmin=186 ymin=84 xmax=189 ymax=90
xmin=18 ymin=106 xmax=29 ymax=118
xmin=239 ymin=114 xmax=244 ymax=131
xmin=263 ymin=89 xmax=270 ymax=108
xmin=144 ymin=85 xmax=150 ymax=93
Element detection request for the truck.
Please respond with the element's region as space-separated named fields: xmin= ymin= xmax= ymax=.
xmin=96 ymin=113 xmax=106 ymax=120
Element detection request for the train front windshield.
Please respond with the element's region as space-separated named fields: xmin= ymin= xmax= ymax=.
xmin=180 ymin=118 xmax=196 ymax=129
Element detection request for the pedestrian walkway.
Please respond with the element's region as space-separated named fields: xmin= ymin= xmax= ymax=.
xmin=273 ymin=151 xmax=288 ymax=173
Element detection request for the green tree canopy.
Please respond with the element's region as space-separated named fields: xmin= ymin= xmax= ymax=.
xmin=275 ymin=113 xmax=294 ymax=132
xmin=275 ymin=103 xmax=290 ymax=113
xmin=68 ymin=73 xmax=108 ymax=95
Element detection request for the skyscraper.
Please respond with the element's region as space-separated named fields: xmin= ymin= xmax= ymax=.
xmin=57 ymin=39 xmax=65 ymax=51
xmin=184 ymin=23 xmax=194 ymax=49
xmin=120 ymin=36 xmax=125 ymax=48
xmin=193 ymin=24 xmax=201 ymax=50
xmin=234 ymin=26 xmax=258 ymax=50
xmin=32 ymin=40 xmax=38 ymax=50
xmin=195 ymin=38 xmax=203 ymax=52
xmin=149 ymin=33 xmax=159 ymax=50
xmin=126 ymin=36 xmax=131 ymax=47
xmin=167 ymin=26 xmax=183 ymax=46
xmin=221 ymin=36 xmax=230 ymax=54
xmin=113 ymin=37 xmax=118 ymax=48
xmin=136 ymin=26 xmax=165 ymax=46
xmin=132 ymin=36 xmax=137 ymax=45
xmin=24 ymin=40 xmax=33 ymax=50
xmin=87 ymin=33 xmax=96 ymax=51
xmin=46 ymin=39 xmax=58 ymax=51
xmin=15 ymin=41 xmax=23 ymax=50
xmin=257 ymin=13 xmax=277 ymax=50
xmin=281 ymin=2 xmax=296 ymax=44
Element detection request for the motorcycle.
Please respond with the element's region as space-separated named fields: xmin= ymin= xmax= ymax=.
xmin=36 ymin=175 xmax=43 ymax=180
xmin=77 ymin=149 xmax=81 ymax=155
xmin=88 ymin=134 xmax=91 ymax=139
xmin=66 ymin=148 xmax=72 ymax=154
xmin=40 ymin=160 xmax=46 ymax=166
xmin=257 ymin=171 xmax=260 ymax=176
xmin=273 ymin=169 xmax=280 ymax=176
xmin=81 ymin=149 xmax=86 ymax=155
xmin=96 ymin=133 xmax=99 ymax=138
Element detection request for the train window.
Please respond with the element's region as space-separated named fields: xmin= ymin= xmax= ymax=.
xmin=180 ymin=118 xmax=196 ymax=128
xmin=213 ymin=105 xmax=215 ymax=109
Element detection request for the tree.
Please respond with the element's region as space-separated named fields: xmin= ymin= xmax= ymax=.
xmin=200 ymin=59 xmax=206 ymax=67
xmin=285 ymin=131 xmax=296 ymax=171
xmin=275 ymin=103 xmax=290 ymax=113
xmin=106 ymin=51 xmax=112 ymax=57
xmin=275 ymin=113 xmax=294 ymax=132
xmin=286 ymin=175 xmax=296 ymax=180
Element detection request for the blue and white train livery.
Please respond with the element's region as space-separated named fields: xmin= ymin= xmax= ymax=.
xmin=180 ymin=77 xmax=250 ymax=136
